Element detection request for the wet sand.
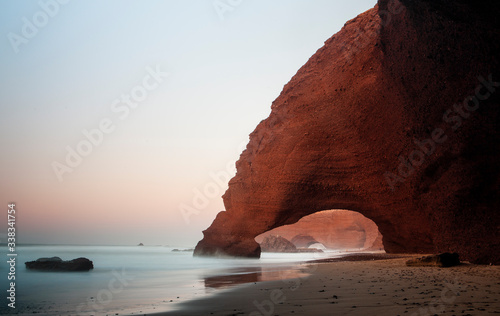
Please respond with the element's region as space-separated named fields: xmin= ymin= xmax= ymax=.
xmin=149 ymin=254 xmax=500 ymax=316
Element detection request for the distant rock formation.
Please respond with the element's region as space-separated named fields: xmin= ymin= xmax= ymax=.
xmin=25 ymin=257 xmax=94 ymax=271
xmin=137 ymin=243 xmax=144 ymax=246
xmin=194 ymin=0 xmax=500 ymax=264
xmin=290 ymin=235 xmax=319 ymax=248
xmin=406 ymin=253 xmax=460 ymax=267
xmin=366 ymin=232 xmax=384 ymax=251
xmin=255 ymin=210 xmax=383 ymax=250
xmin=260 ymin=236 xmax=297 ymax=252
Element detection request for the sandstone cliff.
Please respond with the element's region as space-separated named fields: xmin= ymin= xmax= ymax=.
xmin=255 ymin=210 xmax=383 ymax=250
xmin=194 ymin=0 xmax=500 ymax=264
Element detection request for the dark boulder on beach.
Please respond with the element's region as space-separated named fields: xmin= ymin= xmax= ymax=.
xmin=25 ymin=257 xmax=94 ymax=271
xmin=406 ymin=253 xmax=460 ymax=267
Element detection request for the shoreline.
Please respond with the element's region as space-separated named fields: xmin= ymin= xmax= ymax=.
xmin=146 ymin=254 xmax=499 ymax=316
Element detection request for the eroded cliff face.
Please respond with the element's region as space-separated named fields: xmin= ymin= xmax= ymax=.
xmin=194 ymin=0 xmax=500 ymax=264
xmin=255 ymin=210 xmax=383 ymax=250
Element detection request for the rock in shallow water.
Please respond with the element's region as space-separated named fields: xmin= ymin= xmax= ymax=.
xmin=25 ymin=257 xmax=94 ymax=271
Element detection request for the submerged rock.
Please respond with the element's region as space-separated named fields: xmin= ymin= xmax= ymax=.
xmin=406 ymin=253 xmax=460 ymax=267
xmin=25 ymin=257 xmax=94 ymax=271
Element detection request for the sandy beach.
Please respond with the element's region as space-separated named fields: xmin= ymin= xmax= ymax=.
xmin=154 ymin=254 xmax=499 ymax=316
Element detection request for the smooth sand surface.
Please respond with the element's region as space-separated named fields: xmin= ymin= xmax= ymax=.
xmin=148 ymin=255 xmax=499 ymax=316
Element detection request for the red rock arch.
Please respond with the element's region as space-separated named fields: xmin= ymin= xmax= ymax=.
xmin=255 ymin=210 xmax=384 ymax=251
xmin=194 ymin=0 xmax=500 ymax=264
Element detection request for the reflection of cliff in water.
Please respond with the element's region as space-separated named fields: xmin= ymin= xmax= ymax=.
xmin=204 ymin=266 xmax=310 ymax=289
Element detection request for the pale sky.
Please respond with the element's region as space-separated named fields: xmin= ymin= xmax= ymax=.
xmin=0 ymin=0 xmax=376 ymax=247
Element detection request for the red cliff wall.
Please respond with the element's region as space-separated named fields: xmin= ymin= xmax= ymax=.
xmin=194 ymin=0 xmax=500 ymax=264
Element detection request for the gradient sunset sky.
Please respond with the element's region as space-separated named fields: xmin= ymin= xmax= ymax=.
xmin=0 ymin=0 xmax=375 ymax=246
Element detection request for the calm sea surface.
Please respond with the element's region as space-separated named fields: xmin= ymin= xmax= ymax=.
xmin=0 ymin=245 xmax=344 ymax=315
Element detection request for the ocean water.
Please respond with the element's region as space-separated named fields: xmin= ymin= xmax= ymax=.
xmin=0 ymin=245 xmax=344 ymax=316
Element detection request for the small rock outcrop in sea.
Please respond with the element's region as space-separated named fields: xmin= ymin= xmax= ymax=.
xmin=406 ymin=253 xmax=460 ymax=267
xmin=137 ymin=243 xmax=144 ymax=246
xmin=25 ymin=257 xmax=94 ymax=271
xmin=260 ymin=236 xmax=297 ymax=253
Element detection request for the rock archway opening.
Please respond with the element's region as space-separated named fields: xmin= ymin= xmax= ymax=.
xmin=255 ymin=210 xmax=384 ymax=253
